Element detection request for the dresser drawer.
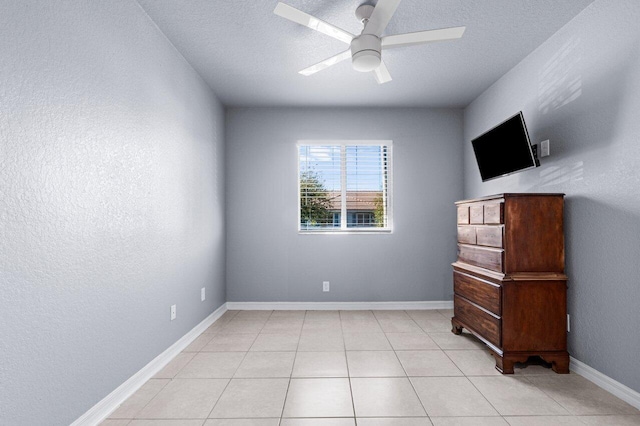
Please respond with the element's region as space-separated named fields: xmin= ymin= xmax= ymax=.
xmin=454 ymin=271 xmax=501 ymax=314
xmin=476 ymin=226 xmax=503 ymax=248
xmin=454 ymin=295 xmax=501 ymax=348
xmin=457 ymin=226 xmax=476 ymax=244
xmin=457 ymin=206 xmax=469 ymax=224
xmin=484 ymin=203 xmax=504 ymax=224
xmin=469 ymin=204 xmax=484 ymax=224
xmin=458 ymin=244 xmax=504 ymax=272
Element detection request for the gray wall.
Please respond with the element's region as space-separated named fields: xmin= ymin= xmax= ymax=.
xmin=226 ymin=107 xmax=463 ymax=303
xmin=0 ymin=1 xmax=225 ymax=425
xmin=463 ymin=0 xmax=640 ymax=392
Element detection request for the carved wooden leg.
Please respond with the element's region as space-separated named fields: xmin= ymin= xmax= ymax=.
xmin=493 ymin=355 xmax=515 ymax=374
xmin=451 ymin=322 xmax=463 ymax=335
xmin=542 ymin=354 xmax=570 ymax=374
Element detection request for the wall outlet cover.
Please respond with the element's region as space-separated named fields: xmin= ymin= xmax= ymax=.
xmin=322 ymin=281 xmax=330 ymax=292
xmin=170 ymin=304 xmax=176 ymax=321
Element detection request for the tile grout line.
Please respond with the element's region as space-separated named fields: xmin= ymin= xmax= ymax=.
xmin=340 ymin=309 xmax=359 ymax=424
xmin=204 ymin=309 xmax=263 ymax=420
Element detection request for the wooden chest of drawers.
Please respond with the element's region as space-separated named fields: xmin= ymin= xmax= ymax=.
xmin=451 ymin=193 xmax=569 ymax=374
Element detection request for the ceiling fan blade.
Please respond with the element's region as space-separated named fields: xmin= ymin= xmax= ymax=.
xmin=363 ymin=0 xmax=402 ymax=36
xmin=373 ymin=60 xmax=392 ymax=84
xmin=299 ymin=50 xmax=352 ymax=76
xmin=274 ymin=2 xmax=355 ymax=44
xmin=382 ymin=26 xmax=466 ymax=49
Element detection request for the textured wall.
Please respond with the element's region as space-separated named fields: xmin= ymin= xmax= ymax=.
xmin=0 ymin=1 xmax=225 ymax=425
xmin=463 ymin=0 xmax=640 ymax=392
xmin=226 ymin=107 xmax=463 ymax=303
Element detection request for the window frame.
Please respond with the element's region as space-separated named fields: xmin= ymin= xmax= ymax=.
xmin=297 ymin=140 xmax=393 ymax=234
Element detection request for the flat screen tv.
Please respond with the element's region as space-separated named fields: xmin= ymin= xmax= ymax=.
xmin=472 ymin=111 xmax=539 ymax=182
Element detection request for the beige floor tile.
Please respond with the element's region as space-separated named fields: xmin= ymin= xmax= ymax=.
xmin=205 ymin=419 xmax=278 ymax=425
xmin=301 ymin=320 xmax=342 ymax=332
xmin=372 ymin=310 xmax=412 ymax=320
xmin=406 ymin=310 xmax=448 ymax=321
xmin=100 ymin=421 xmax=132 ymax=426
xmin=415 ymin=317 xmax=456 ymax=333
xmin=292 ymin=351 xmax=348 ymax=377
xmin=176 ymin=352 xmax=246 ymax=378
xmin=445 ymin=350 xmax=501 ymax=376
xmin=340 ymin=310 xmax=375 ymax=320
xmin=233 ymin=311 xmax=272 ymax=320
xmin=260 ymin=320 xmax=303 ymax=334
xmin=136 ymin=378 xmax=228 ymax=419
xmin=377 ymin=319 xmax=424 ymax=333
xmin=109 ymin=379 xmax=170 ymax=418
xmin=204 ymin=420 xmax=278 ymax=426
xmin=437 ymin=309 xmax=454 ymax=317
xmin=282 ymin=378 xmax=354 ymax=418
xmin=411 ymin=377 xmax=498 ymax=417
xmin=280 ymin=418 xmax=356 ymax=425
xmin=201 ymin=333 xmax=258 ymax=352
xmin=503 ymin=416 xmax=585 ymax=425
xmin=396 ymin=350 xmax=463 ymax=377
xmin=429 ymin=332 xmax=486 ymax=350
xmin=234 ymin=351 xmax=295 ymax=378
xmin=184 ymin=334 xmax=217 ymax=352
xmin=385 ymin=332 xmax=439 ymax=350
xmin=357 ymin=418 xmax=433 ymax=425
xmin=297 ymin=332 xmax=344 ymax=351
xmin=341 ymin=319 xmax=383 ymax=333
xmin=430 ymin=417 xmax=507 ymax=425
xmin=219 ymin=311 xmax=240 ymax=321
xmin=249 ymin=333 xmax=300 ymax=351
xmin=351 ymin=377 xmax=426 ymax=417
xmin=527 ymin=374 xmax=640 ymax=415
xmin=304 ymin=310 xmax=341 ymax=320
xmin=129 ymin=421 xmax=205 ymax=426
xmin=153 ymin=352 xmax=196 ymax=379
xmin=209 ymin=378 xmax=288 ymax=418
xmin=579 ymin=415 xmax=640 ymax=425
xmin=346 ymin=351 xmax=406 ymax=377
xmin=270 ymin=310 xmax=306 ymax=319
xmin=469 ymin=376 xmax=569 ymax=416
xmin=343 ymin=332 xmax=392 ymax=350
xmin=220 ymin=320 xmax=266 ymax=334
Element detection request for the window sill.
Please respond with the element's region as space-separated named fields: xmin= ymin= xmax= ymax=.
xmin=298 ymin=229 xmax=393 ymax=235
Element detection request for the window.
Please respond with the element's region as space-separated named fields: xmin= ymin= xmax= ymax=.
xmin=298 ymin=141 xmax=392 ymax=232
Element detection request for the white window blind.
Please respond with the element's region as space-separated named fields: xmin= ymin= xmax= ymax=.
xmin=298 ymin=141 xmax=392 ymax=232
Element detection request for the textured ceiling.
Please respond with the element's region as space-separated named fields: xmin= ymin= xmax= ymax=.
xmin=135 ymin=0 xmax=595 ymax=107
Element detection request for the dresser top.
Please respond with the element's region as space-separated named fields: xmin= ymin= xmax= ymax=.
xmin=455 ymin=193 xmax=565 ymax=205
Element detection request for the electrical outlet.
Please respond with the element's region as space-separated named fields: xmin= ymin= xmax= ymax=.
xmin=171 ymin=304 xmax=176 ymax=321
xmin=323 ymin=281 xmax=330 ymax=292
xmin=567 ymin=314 xmax=570 ymax=332
xmin=540 ymin=140 xmax=550 ymax=157
xmin=201 ymin=287 xmax=206 ymax=302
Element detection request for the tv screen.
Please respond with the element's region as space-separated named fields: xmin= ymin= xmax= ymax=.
xmin=471 ymin=111 xmax=538 ymax=182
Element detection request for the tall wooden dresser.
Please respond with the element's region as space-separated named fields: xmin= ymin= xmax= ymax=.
xmin=451 ymin=193 xmax=569 ymax=374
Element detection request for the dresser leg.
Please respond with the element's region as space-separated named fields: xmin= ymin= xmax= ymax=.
xmin=541 ymin=353 xmax=570 ymax=374
xmin=493 ymin=353 xmax=530 ymax=374
xmin=451 ymin=322 xmax=463 ymax=335
xmin=493 ymin=355 xmax=514 ymax=374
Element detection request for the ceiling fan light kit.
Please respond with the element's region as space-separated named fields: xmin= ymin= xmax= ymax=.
xmin=273 ymin=0 xmax=466 ymax=84
xmin=351 ymin=34 xmax=382 ymax=72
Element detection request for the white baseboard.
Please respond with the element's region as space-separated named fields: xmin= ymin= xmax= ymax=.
xmin=71 ymin=303 xmax=228 ymax=426
xmin=225 ymin=300 xmax=453 ymax=311
xmin=570 ymin=356 xmax=640 ymax=410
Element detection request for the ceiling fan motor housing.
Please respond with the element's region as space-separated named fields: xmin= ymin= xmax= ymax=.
xmin=350 ymin=34 xmax=381 ymax=72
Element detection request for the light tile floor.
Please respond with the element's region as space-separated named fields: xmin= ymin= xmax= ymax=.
xmin=102 ymin=309 xmax=640 ymax=426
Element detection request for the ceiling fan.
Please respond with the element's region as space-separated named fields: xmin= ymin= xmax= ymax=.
xmin=273 ymin=0 xmax=466 ymax=84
